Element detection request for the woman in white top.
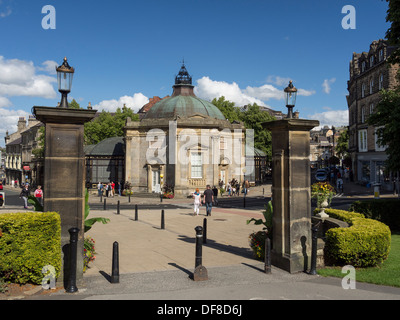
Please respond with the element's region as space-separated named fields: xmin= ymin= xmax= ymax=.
xmin=193 ymin=188 xmax=201 ymax=216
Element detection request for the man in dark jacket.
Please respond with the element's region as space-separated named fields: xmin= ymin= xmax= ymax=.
xmin=203 ymin=185 xmax=214 ymax=216
xmin=212 ymin=185 xmax=218 ymax=206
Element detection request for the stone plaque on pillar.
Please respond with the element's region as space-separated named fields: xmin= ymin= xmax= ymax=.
xmin=33 ymin=106 xmax=96 ymax=287
xmin=264 ymin=118 xmax=319 ymax=273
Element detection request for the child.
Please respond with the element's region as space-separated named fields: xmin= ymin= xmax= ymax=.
xmin=193 ymin=188 xmax=201 ymax=216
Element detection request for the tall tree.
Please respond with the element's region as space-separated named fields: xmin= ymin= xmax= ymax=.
xmin=84 ymin=105 xmax=139 ymax=145
xmin=212 ymin=97 xmax=275 ymax=160
xmin=240 ymin=103 xmax=275 ymax=160
xmin=386 ymin=0 xmax=400 ymax=66
xmin=367 ymin=1 xmax=400 ymax=173
xmin=335 ymin=128 xmax=349 ymax=159
xmin=211 ymin=96 xmax=241 ymax=122
xmin=368 ymin=89 xmax=400 ymax=172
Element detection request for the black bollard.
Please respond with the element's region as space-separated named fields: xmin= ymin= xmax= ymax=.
xmin=111 ymin=241 xmax=119 ymax=283
xmin=309 ymin=221 xmax=320 ymax=275
xmin=203 ymin=218 xmax=207 ymax=244
xmin=100 ymin=194 xmax=102 ymax=203
xmin=264 ymin=236 xmax=271 ymax=274
xmin=66 ymin=227 xmax=79 ymax=293
xmin=161 ymin=209 xmax=165 ymax=229
xmin=128 ymin=193 xmax=131 ymax=203
xmin=193 ymin=226 xmax=208 ymax=281
xmin=103 ymin=198 xmax=107 ymax=210
xmin=195 ymin=226 xmax=203 ymax=268
xmin=117 ymin=200 xmax=120 ymax=214
xmin=160 ymin=192 xmax=163 ymax=203
xmin=135 ymin=204 xmax=138 ymax=221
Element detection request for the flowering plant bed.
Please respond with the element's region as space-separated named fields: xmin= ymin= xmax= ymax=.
xmin=83 ymin=237 xmax=96 ymax=272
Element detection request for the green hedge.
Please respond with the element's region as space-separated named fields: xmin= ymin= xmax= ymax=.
xmin=0 ymin=212 xmax=61 ymax=284
xmin=349 ymin=199 xmax=400 ymax=232
xmin=323 ymin=209 xmax=391 ymax=267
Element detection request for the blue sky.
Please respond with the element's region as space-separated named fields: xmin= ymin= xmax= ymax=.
xmin=0 ymin=0 xmax=391 ymax=147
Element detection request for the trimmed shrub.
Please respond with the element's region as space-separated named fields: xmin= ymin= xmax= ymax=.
xmin=349 ymin=199 xmax=400 ymax=232
xmin=0 ymin=212 xmax=61 ymax=284
xmin=323 ymin=209 xmax=391 ymax=267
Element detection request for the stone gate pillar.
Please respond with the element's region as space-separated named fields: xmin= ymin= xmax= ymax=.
xmin=33 ymin=106 xmax=96 ymax=287
xmin=264 ymin=118 xmax=319 ymax=273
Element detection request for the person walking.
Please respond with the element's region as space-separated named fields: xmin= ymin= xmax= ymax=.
xmin=34 ymin=185 xmax=43 ymax=206
xmin=20 ymin=184 xmax=30 ymax=209
xmin=97 ymin=182 xmax=103 ymax=197
xmin=193 ymin=188 xmax=202 ymax=216
xmin=244 ymin=180 xmax=250 ymax=195
xmin=212 ymin=185 xmax=219 ymax=206
xmin=203 ymin=185 xmax=214 ymax=216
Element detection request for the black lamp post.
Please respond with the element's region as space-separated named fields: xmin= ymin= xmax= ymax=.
xmin=56 ymin=57 xmax=75 ymax=108
xmin=284 ymin=80 xmax=298 ymax=119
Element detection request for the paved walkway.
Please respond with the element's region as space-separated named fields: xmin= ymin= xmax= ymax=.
xmin=1 ymin=183 xmax=400 ymax=301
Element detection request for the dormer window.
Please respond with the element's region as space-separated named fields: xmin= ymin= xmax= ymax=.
xmin=370 ymin=55 xmax=374 ymax=67
xmin=361 ymin=61 xmax=366 ymax=72
xmin=379 ymin=49 xmax=384 ymax=62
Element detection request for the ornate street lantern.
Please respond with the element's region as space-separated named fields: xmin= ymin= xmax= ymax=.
xmin=56 ymin=57 xmax=75 ymax=108
xmin=284 ymin=80 xmax=297 ymax=118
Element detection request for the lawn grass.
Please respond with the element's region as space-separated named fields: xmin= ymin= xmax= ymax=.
xmin=317 ymin=233 xmax=400 ymax=288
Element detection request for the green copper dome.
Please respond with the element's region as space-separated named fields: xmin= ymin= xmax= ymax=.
xmin=143 ymin=64 xmax=226 ymax=121
xmin=143 ymin=94 xmax=226 ymax=120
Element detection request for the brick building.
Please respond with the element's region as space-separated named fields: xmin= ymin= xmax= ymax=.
xmin=347 ymin=39 xmax=399 ymax=190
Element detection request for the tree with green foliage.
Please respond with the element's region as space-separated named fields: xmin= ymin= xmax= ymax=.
xmin=366 ymin=1 xmax=400 ymax=173
xmin=240 ymin=103 xmax=275 ymax=160
xmin=211 ymin=96 xmax=241 ymax=123
xmin=368 ymin=89 xmax=400 ymax=173
xmin=385 ymin=0 xmax=400 ymax=67
xmin=84 ymin=105 xmax=139 ymax=145
xmin=335 ymin=128 xmax=349 ymax=159
xmin=212 ymin=97 xmax=275 ymax=160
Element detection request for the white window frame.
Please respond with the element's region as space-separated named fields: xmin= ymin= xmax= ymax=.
xmin=379 ymin=73 xmax=383 ymax=90
xmin=361 ymin=83 xmax=365 ymax=98
xmin=369 ymin=103 xmax=374 ymax=115
xmin=379 ymin=49 xmax=384 ymax=62
xmin=190 ymin=152 xmax=202 ymax=178
xmin=369 ymin=78 xmax=374 ymax=94
xmin=358 ymin=129 xmax=367 ymax=152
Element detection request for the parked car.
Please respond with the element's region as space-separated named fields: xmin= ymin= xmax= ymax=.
xmin=315 ymin=169 xmax=328 ymax=182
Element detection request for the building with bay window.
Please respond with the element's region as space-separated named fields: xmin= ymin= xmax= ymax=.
xmin=347 ymin=39 xmax=399 ymax=190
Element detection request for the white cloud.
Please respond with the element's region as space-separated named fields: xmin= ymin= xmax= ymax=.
xmin=308 ymin=110 xmax=348 ymax=127
xmin=195 ymin=76 xmax=266 ymax=106
xmin=266 ymin=75 xmax=292 ymax=87
xmin=92 ymin=93 xmax=149 ymax=112
xmin=322 ymin=78 xmax=336 ymax=94
xmin=37 ymin=60 xmax=58 ymax=75
xmin=0 ymin=56 xmax=57 ymax=99
xmin=0 ymin=96 xmax=11 ymax=108
xmin=0 ymin=107 xmax=30 ymax=147
xmin=194 ymin=76 xmax=315 ymax=107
